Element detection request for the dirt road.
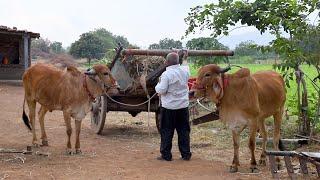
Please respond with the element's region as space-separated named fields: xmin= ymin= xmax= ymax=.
xmin=0 ymin=83 xmax=272 ymax=179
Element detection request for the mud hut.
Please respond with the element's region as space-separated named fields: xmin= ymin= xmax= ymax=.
xmin=0 ymin=26 xmax=40 ymax=80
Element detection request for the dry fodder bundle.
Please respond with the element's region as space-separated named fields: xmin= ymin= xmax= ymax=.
xmin=122 ymin=55 xmax=165 ymax=80
xmin=115 ymin=55 xmax=165 ymax=93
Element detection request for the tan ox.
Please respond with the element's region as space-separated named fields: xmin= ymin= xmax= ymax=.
xmin=22 ymin=63 xmax=116 ymax=154
xmin=191 ymin=64 xmax=286 ymax=173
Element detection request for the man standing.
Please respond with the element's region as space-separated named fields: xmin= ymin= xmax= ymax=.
xmin=155 ymin=52 xmax=191 ymax=161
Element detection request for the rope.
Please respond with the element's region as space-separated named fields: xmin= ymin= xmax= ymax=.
xmin=104 ymin=92 xmax=157 ymax=107
xmin=145 ymin=53 xmax=151 ymax=136
xmin=196 ymin=99 xmax=215 ymax=112
xmin=147 ymin=95 xmax=151 ymax=136
xmin=104 ymin=92 xmax=157 ymax=136
xmin=304 ymin=73 xmax=320 ymax=92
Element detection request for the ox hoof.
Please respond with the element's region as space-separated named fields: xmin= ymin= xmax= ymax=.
xmin=66 ymin=149 xmax=73 ymax=155
xmin=75 ymin=149 xmax=82 ymax=155
xmin=229 ymin=166 xmax=238 ymax=173
xmin=41 ymin=140 xmax=49 ymax=146
xmin=258 ymin=159 xmax=266 ymax=166
xmin=32 ymin=143 xmax=40 ymax=148
xmin=250 ymin=166 xmax=259 ymax=173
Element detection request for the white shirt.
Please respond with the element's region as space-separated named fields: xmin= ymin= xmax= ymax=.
xmin=155 ymin=64 xmax=189 ymax=110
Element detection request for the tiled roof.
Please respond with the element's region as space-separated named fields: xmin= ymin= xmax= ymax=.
xmin=0 ymin=26 xmax=40 ymax=38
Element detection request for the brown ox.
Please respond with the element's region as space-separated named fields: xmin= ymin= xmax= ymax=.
xmin=22 ymin=63 xmax=116 ymax=154
xmin=191 ymin=64 xmax=286 ymax=173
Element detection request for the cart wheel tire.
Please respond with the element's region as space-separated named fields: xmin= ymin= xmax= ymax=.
xmin=91 ymin=95 xmax=107 ymax=134
xmin=155 ymin=109 xmax=161 ymax=134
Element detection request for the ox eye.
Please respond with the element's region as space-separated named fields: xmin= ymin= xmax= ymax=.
xmin=103 ymin=72 xmax=109 ymax=76
xmin=204 ymin=73 xmax=210 ymax=77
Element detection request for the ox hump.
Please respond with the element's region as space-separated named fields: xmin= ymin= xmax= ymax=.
xmin=233 ymin=68 xmax=250 ymax=78
xmin=66 ymin=66 xmax=81 ymax=76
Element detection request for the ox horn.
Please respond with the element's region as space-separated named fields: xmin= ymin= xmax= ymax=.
xmin=219 ymin=66 xmax=231 ymax=74
xmin=84 ymin=68 xmax=97 ymax=75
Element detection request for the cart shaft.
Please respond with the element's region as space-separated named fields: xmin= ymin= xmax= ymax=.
xmin=122 ymin=49 xmax=234 ymax=57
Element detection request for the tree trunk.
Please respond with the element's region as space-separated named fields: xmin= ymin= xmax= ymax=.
xmin=301 ymin=76 xmax=310 ymax=135
xmin=296 ymin=69 xmax=302 ymax=133
xmin=295 ymin=67 xmax=310 ymax=136
xmin=316 ymin=92 xmax=320 ymax=131
xmin=274 ymin=54 xmax=279 ymax=64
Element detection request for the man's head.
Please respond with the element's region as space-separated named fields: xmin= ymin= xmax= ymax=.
xmin=165 ymin=52 xmax=179 ymax=66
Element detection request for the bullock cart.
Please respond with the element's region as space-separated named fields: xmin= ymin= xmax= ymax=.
xmin=90 ymin=47 xmax=234 ymax=134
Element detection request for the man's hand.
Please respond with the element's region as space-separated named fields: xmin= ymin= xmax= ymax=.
xmin=189 ymin=91 xmax=195 ymax=99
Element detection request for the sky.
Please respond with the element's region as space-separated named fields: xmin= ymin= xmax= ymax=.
xmin=1 ymin=0 xmax=317 ymax=49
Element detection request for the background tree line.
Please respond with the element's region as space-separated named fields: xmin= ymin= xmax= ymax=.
xmin=32 ymin=28 xmax=281 ymax=66
xmin=31 ymin=38 xmax=65 ymax=59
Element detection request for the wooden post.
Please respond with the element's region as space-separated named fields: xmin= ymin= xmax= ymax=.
xmin=268 ymin=155 xmax=280 ymax=179
xmin=284 ymin=156 xmax=296 ymax=179
xmin=295 ymin=67 xmax=310 ymax=136
xmin=298 ymin=156 xmax=309 ymax=178
xmin=28 ymin=37 xmax=31 ymax=67
xmin=23 ymin=33 xmax=30 ymax=69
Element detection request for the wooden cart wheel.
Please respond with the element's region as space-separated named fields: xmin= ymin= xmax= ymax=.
xmin=155 ymin=109 xmax=161 ymax=133
xmin=91 ymin=95 xmax=107 ymax=134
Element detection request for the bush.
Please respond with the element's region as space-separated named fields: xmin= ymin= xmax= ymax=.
xmin=230 ymin=56 xmax=255 ymax=64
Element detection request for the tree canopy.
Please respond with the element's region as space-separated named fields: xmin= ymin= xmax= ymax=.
xmin=31 ymin=38 xmax=51 ymax=53
xmin=31 ymin=38 xmax=65 ymax=59
xmin=69 ymin=28 xmax=132 ymax=61
xmin=69 ymin=32 xmax=105 ymax=60
xmin=148 ymin=38 xmax=182 ymax=49
xmin=50 ymin=41 xmax=64 ymax=54
xmin=186 ymin=37 xmax=228 ymax=67
xmin=233 ymin=40 xmax=276 ymax=61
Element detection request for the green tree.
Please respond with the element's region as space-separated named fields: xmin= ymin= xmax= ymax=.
xmin=31 ymin=38 xmax=50 ymax=53
xmin=92 ymin=28 xmax=116 ymax=49
xmin=234 ymin=41 xmax=258 ymax=57
xmin=185 ymin=0 xmax=320 ymax=135
xmin=92 ymin=28 xmax=131 ymax=48
xmin=149 ymin=38 xmax=182 ymax=49
xmin=69 ymin=32 xmax=105 ymax=63
xmin=186 ymin=37 xmax=228 ymax=66
xmin=114 ymin=35 xmax=130 ymax=48
xmin=50 ymin=41 xmax=64 ymax=54
xmin=148 ymin=43 xmax=161 ymax=49
xmin=70 ymin=28 xmax=132 ymax=63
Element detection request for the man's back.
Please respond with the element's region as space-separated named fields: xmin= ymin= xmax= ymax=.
xmin=155 ymin=64 xmax=189 ymax=110
xmin=155 ymin=52 xmax=192 ymax=161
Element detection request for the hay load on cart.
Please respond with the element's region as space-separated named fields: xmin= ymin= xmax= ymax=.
xmin=90 ymin=46 xmax=234 ymax=134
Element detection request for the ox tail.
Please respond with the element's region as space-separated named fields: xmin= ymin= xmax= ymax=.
xmin=22 ymin=98 xmax=32 ymax=131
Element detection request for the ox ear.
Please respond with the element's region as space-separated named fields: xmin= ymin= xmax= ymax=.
xmin=213 ymin=77 xmax=224 ymax=100
xmin=85 ymin=68 xmax=97 ymax=75
xmin=213 ymin=81 xmax=222 ymax=94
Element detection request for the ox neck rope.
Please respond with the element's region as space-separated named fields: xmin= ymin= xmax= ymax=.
xmin=83 ymin=74 xmax=96 ymax=101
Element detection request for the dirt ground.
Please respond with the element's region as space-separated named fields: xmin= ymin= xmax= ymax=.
xmin=0 ymin=83 xmax=285 ymax=179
